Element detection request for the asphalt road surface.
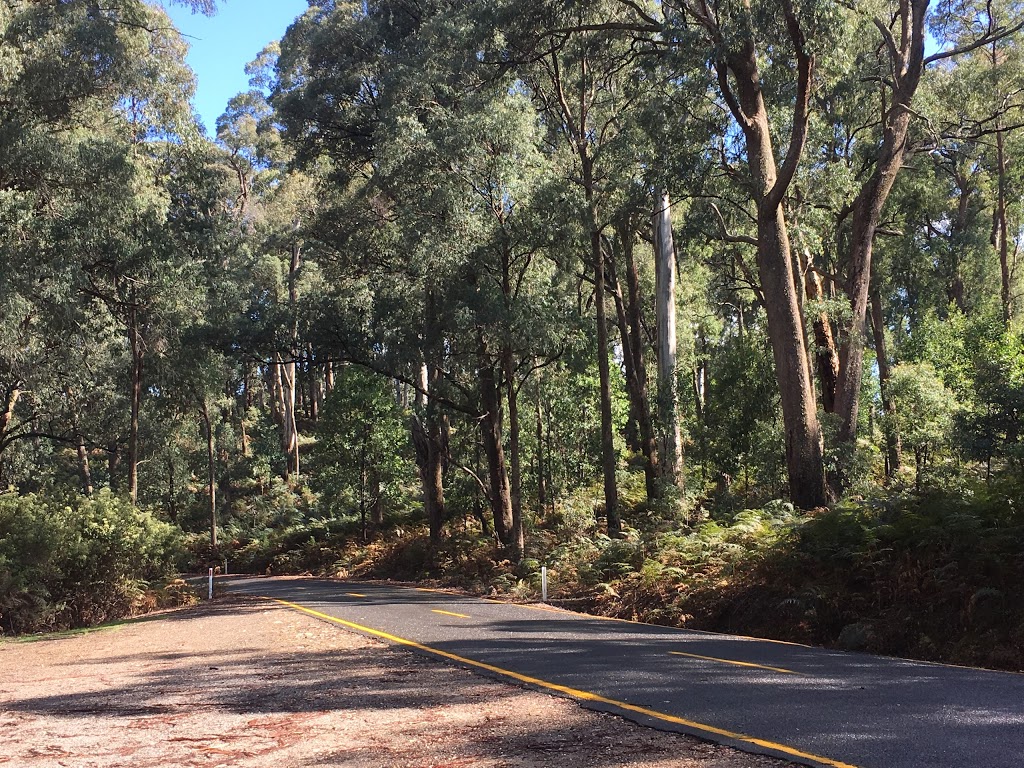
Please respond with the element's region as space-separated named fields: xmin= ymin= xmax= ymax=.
xmin=223 ymin=576 xmax=1024 ymax=768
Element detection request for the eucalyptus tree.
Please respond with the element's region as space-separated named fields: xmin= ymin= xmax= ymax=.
xmin=631 ymin=0 xmax=1024 ymax=495
xmin=913 ymin=0 xmax=1024 ymax=328
xmin=647 ymin=0 xmax=842 ymax=507
xmin=0 ymin=0 xmax=207 ymax=498
xmin=273 ymin=1 xmax=487 ymax=543
xmin=489 ymin=0 xmax=684 ymax=529
xmin=273 ymin=1 xmax=584 ymax=554
xmin=214 ymin=69 xmax=325 ymax=482
xmin=434 ymin=90 xmax=577 ymax=557
xmin=526 ymin=0 xmax=839 ymax=506
xmin=815 ymin=2 xmax=1021 ymax=472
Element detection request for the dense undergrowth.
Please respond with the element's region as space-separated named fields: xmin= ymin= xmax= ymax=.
xmin=4 ymin=475 xmax=1021 ymax=673
xmin=0 ymin=491 xmax=194 ymax=635
xmin=591 ymin=484 xmax=1024 ymax=671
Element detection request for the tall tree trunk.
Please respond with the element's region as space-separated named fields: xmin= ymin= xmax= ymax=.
xmin=717 ymin=24 xmax=827 ymax=508
xmin=612 ymin=284 xmax=643 ymax=454
xmin=540 ymin=41 xmax=619 ymax=529
xmin=200 ymin=401 xmax=217 ymax=549
xmin=870 ymin=289 xmax=902 ymax=477
xmin=757 ymin=205 xmax=827 ymax=507
xmin=834 ymin=108 xmax=915 ymax=449
xmin=359 ymin=440 xmax=367 ymax=542
xmin=412 ymin=410 xmax=447 ymax=544
xmin=412 ymin=305 xmax=448 ymax=545
xmin=270 ymin=358 xmax=284 ymax=427
xmin=284 ymin=232 xmax=302 ymax=478
xmin=128 ymin=296 xmax=143 ymax=504
xmin=612 ymin=227 xmax=659 ymax=500
xmin=579 ymin=148 xmax=621 ymax=534
xmin=278 ymin=353 xmax=300 ymax=479
xmin=425 ymin=420 xmax=447 ymax=543
xmin=535 ymin=384 xmax=547 ymax=516
xmin=477 ymin=334 xmax=514 ymax=547
xmin=503 ymin=347 xmax=525 ymax=560
xmin=592 ymin=225 xmax=620 ymax=534
xmin=654 ymin=191 xmax=683 ymax=487
xmin=995 ymin=127 xmax=1013 ymax=325
xmin=497 ymin=236 xmax=525 ymax=559
xmin=833 ymin=0 xmax=927 ymax=480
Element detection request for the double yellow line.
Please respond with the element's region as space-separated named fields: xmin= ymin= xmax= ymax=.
xmin=265 ymin=596 xmax=858 ymax=768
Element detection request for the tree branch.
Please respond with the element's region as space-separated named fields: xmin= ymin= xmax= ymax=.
xmin=710 ymin=203 xmax=758 ymax=246
xmin=456 ymin=464 xmax=489 ymax=496
xmin=924 ymin=21 xmax=1024 ymax=66
xmin=767 ymin=0 xmax=814 ymax=210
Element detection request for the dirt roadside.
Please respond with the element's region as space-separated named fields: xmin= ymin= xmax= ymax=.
xmin=0 ymin=595 xmax=794 ymax=768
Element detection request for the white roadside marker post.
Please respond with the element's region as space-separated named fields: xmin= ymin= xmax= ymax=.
xmin=541 ymin=566 xmax=548 ymax=603
xmin=208 ymin=568 xmax=214 ymax=600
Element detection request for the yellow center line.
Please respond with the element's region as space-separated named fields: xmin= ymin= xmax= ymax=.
xmin=403 ymin=584 xmax=811 ymax=648
xmin=264 ymin=596 xmax=858 ymax=768
xmin=431 ymin=609 xmax=470 ymax=619
xmin=669 ymin=651 xmax=800 ymax=675
xmin=346 ymin=592 xmax=367 ymax=598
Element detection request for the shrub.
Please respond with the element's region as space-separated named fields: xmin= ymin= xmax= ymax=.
xmin=0 ymin=490 xmax=183 ymax=634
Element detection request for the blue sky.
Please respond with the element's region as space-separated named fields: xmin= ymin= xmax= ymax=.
xmin=164 ymin=0 xmax=308 ymax=135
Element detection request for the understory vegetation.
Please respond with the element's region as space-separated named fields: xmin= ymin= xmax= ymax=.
xmin=0 ymin=491 xmax=190 ymax=634
xmin=2 ymin=0 xmax=1023 ymax=670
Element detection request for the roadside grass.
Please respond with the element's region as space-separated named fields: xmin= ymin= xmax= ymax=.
xmin=6 ymin=610 xmax=173 ymax=644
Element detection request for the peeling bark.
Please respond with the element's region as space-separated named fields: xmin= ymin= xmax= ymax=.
xmin=805 ymin=265 xmax=840 ymax=413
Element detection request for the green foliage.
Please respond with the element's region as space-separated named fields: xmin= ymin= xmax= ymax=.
xmin=887 ymin=362 xmax=958 ymax=484
xmin=0 ymin=491 xmax=183 ymax=634
xmin=310 ymin=367 xmax=414 ymax=525
xmin=688 ymin=323 xmax=786 ymax=508
xmin=957 ymin=330 xmax=1024 ymax=470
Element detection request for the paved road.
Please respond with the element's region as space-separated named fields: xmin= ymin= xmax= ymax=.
xmin=224 ymin=576 xmax=1024 ymax=768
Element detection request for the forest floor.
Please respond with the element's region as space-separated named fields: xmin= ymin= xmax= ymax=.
xmin=0 ymin=595 xmax=791 ymax=768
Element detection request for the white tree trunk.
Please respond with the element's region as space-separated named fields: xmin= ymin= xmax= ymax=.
xmin=654 ymin=190 xmax=683 ymax=487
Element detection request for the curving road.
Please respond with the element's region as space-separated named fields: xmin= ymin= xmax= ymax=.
xmin=224 ymin=576 xmax=1024 ymax=768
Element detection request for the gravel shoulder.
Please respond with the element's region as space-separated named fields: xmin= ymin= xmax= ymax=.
xmin=0 ymin=595 xmax=793 ymax=768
